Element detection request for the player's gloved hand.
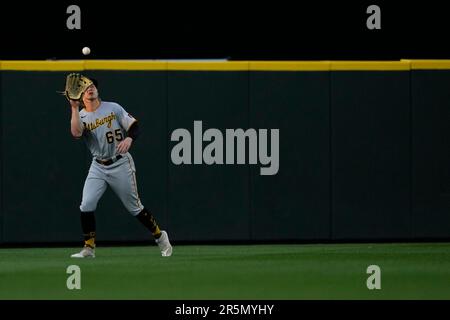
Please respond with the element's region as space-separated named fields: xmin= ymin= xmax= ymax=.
xmin=63 ymin=73 xmax=93 ymax=101
xmin=116 ymin=137 xmax=133 ymax=154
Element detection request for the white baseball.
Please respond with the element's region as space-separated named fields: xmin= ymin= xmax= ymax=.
xmin=82 ymin=47 xmax=91 ymax=55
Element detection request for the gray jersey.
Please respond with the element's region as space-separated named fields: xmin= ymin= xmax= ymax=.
xmin=79 ymin=101 xmax=137 ymax=160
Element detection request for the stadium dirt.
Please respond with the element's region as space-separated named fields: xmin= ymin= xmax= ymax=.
xmin=0 ymin=243 xmax=449 ymax=299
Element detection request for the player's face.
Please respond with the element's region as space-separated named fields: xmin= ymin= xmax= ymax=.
xmin=84 ymin=84 xmax=99 ymax=100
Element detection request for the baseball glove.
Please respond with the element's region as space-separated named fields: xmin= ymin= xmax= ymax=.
xmin=63 ymin=73 xmax=93 ymax=101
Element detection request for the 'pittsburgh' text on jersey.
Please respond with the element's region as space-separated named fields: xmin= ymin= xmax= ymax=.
xmin=79 ymin=101 xmax=136 ymax=160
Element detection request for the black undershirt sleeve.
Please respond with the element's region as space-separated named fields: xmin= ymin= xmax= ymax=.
xmin=127 ymin=121 xmax=140 ymax=141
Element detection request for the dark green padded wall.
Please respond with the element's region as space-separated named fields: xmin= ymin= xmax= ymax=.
xmin=331 ymin=71 xmax=411 ymax=239
xmin=2 ymin=72 xmax=87 ymax=243
xmin=167 ymin=71 xmax=250 ymax=241
xmin=411 ymin=70 xmax=450 ymax=238
xmin=1 ymin=71 xmax=167 ymax=243
xmin=249 ymin=72 xmax=331 ymax=240
xmin=1 ymin=68 xmax=450 ymax=244
xmin=0 ymin=70 xmax=2 ymax=243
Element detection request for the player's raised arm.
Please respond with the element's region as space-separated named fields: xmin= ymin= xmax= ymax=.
xmin=70 ymin=99 xmax=84 ymax=138
xmin=62 ymin=73 xmax=92 ymax=138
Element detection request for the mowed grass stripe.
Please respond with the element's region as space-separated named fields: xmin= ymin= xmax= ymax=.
xmin=0 ymin=244 xmax=449 ymax=299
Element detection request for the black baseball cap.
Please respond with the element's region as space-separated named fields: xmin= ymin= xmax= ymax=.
xmin=89 ymin=77 xmax=98 ymax=88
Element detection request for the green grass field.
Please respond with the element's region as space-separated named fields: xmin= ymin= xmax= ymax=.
xmin=1 ymin=243 xmax=450 ymax=299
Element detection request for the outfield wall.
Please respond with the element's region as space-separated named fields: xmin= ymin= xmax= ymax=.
xmin=1 ymin=60 xmax=450 ymax=244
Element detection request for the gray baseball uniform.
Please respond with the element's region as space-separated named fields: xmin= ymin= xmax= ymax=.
xmin=78 ymin=101 xmax=144 ymax=216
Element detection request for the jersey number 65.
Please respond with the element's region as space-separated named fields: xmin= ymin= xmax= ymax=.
xmin=106 ymin=129 xmax=124 ymax=144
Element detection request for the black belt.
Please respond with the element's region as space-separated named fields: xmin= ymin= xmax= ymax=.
xmin=95 ymin=155 xmax=123 ymax=166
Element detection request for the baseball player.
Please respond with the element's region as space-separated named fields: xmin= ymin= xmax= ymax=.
xmin=65 ymin=74 xmax=172 ymax=258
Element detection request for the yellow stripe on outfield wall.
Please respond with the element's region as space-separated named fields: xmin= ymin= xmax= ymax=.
xmin=0 ymin=60 xmax=85 ymax=71
xmin=2 ymin=60 xmax=450 ymax=71
xmin=167 ymin=61 xmax=249 ymax=71
xmin=331 ymin=61 xmax=411 ymax=71
xmin=85 ymin=60 xmax=167 ymax=70
xmin=402 ymin=60 xmax=450 ymax=70
xmin=249 ymin=61 xmax=330 ymax=71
